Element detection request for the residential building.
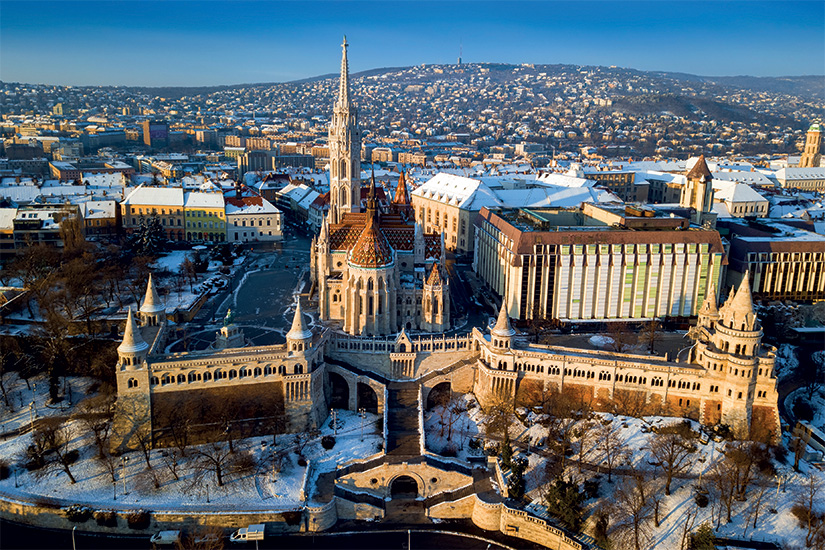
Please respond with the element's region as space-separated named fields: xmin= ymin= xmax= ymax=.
xmin=121 ymin=185 xmax=185 ymax=241
xmin=184 ymin=189 xmax=227 ymax=242
xmin=225 ymin=186 xmax=282 ymax=243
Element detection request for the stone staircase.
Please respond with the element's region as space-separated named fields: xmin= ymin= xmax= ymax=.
xmin=386 ymin=382 xmax=421 ymax=456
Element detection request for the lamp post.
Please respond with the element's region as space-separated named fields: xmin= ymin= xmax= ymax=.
xmin=112 ymin=480 xmax=116 ymax=501
xmin=29 ymin=402 xmax=34 ymax=433
xmin=72 ymin=525 xmax=77 ymax=550
xmin=121 ymin=456 xmax=129 ymax=496
xmin=359 ymin=408 xmax=366 ymax=441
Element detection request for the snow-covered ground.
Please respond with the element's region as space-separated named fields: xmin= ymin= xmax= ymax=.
xmin=424 ymin=397 xmax=825 ymax=548
xmin=0 ymin=373 xmax=97 ymax=434
xmin=0 ymin=386 xmax=382 ymax=512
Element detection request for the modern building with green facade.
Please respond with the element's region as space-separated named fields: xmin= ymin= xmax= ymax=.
xmin=473 ymin=203 xmax=726 ymax=323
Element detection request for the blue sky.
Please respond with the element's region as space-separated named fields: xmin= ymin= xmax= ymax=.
xmin=1 ymin=1 xmax=823 ymax=86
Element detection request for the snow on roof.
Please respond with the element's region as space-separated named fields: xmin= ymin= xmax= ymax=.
xmin=123 ymin=185 xmax=184 ymax=207
xmin=184 ymin=191 xmax=225 ymax=209
xmin=710 ymin=170 xmax=773 ymax=186
xmin=537 ymin=172 xmax=595 ymax=188
xmin=0 ymin=186 xmax=39 ymax=203
xmin=413 ymin=172 xmax=621 ymax=211
xmin=225 ymin=195 xmax=280 ymax=216
xmin=776 ymin=167 xmax=825 ymax=180
xmin=713 ymin=182 xmax=768 ymax=204
xmin=79 ymin=200 xmax=116 ymax=219
xmin=711 ymin=202 xmax=732 ymax=218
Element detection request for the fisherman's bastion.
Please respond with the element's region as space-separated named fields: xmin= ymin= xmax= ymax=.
xmin=109 ymin=40 xmax=781 ymax=547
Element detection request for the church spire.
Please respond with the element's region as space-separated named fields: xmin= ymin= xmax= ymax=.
xmin=337 ymin=36 xmax=351 ymax=110
xmin=286 ymin=299 xmax=313 ymax=343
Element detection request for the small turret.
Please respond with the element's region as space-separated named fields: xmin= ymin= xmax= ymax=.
xmin=491 ymin=298 xmax=515 ymax=349
xmin=139 ymin=273 xmax=165 ymax=327
xmin=118 ymin=308 xmax=148 ymax=370
xmin=697 ymin=282 xmax=719 ymax=330
xmin=286 ymin=299 xmax=313 ymax=353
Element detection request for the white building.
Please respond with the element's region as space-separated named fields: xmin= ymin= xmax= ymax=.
xmin=225 ymin=188 xmax=283 ymax=243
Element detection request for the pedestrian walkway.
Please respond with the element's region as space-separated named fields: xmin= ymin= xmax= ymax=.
xmin=386 ymin=382 xmax=421 ymax=456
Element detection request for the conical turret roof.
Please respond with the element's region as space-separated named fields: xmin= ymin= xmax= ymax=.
xmin=687 ymin=155 xmax=712 ymax=181
xmin=286 ymin=299 xmax=312 ymax=341
xmin=728 ymin=271 xmax=754 ymax=317
xmin=698 ymin=282 xmax=719 ymax=317
xmin=118 ymin=308 xmax=149 ymax=355
xmin=492 ymin=298 xmax=516 ymax=338
xmin=140 ymin=273 xmax=165 ymax=314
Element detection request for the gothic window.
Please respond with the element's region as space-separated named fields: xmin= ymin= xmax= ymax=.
xmin=228 ymin=369 xmax=237 ymax=380
xmin=127 ymin=378 xmax=138 ymax=388
xmin=254 ymin=367 xmax=262 ymax=377
xmin=295 ymin=364 xmax=304 ymax=374
xmin=151 ymin=376 xmax=159 ymax=386
xmin=177 ymin=374 xmax=185 ymax=384
xmin=433 ymin=299 xmax=438 ymax=315
xmin=203 ymin=371 xmax=212 ymax=381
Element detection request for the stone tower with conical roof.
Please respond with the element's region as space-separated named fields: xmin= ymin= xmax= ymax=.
xmin=689 ymin=272 xmax=780 ymax=442
xmin=799 ymin=122 xmax=822 ymax=168
xmin=139 ymin=273 xmax=165 ymax=327
xmin=287 ymin=299 xmax=313 ymax=354
xmin=329 ymin=37 xmax=362 ymax=224
xmin=112 ymin=307 xmax=153 ymax=453
xmin=680 ymin=155 xmax=716 ymax=227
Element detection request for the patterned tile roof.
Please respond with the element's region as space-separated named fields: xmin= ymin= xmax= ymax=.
xmin=348 ymin=210 xmax=395 ymax=268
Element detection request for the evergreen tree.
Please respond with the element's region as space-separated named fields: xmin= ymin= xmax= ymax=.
xmin=690 ymin=522 xmax=715 ymax=550
xmin=501 ymin=431 xmax=513 ymax=468
xmin=543 ymin=478 xmax=585 ymax=531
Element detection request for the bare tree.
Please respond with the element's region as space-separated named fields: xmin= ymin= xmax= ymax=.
xmin=573 ymin=419 xmax=597 ymax=473
xmin=483 ymin=395 xmax=514 ymax=440
xmin=708 ymin=456 xmax=737 ymax=526
xmin=794 ymin=472 xmax=825 ymax=548
xmin=605 ymin=322 xmax=636 ymax=353
xmin=743 ymin=472 xmax=772 ymax=536
xmin=649 ymin=430 xmax=696 ymax=495
xmin=610 ymin=474 xmax=655 ymax=550
xmin=597 ymin=419 xmax=629 ymax=482
xmin=177 ymin=525 xmax=226 ymax=550
xmin=640 ymin=318 xmax=663 ymax=354
xmin=192 ymin=444 xmax=256 ymax=488
xmin=32 ymin=417 xmax=77 ymax=484
xmin=74 ymin=393 xmax=115 ymax=459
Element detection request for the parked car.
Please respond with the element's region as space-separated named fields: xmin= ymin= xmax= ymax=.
xmin=150 ymin=530 xmax=181 ymax=547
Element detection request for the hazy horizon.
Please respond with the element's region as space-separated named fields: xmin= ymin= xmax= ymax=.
xmin=1 ymin=1 xmax=824 ymax=87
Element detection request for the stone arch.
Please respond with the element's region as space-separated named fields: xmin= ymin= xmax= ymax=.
xmin=426 ymin=381 xmax=451 ymax=410
xmin=357 ymin=382 xmax=379 ymax=414
xmin=328 ymin=371 xmax=350 ymax=410
xmin=390 ymin=474 xmax=420 ymax=498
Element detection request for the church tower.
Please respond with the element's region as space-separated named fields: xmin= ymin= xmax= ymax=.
xmin=799 ymin=122 xmax=822 ymax=168
xmin=329 ymin=37 xmax=362 ymax=224
xmin=681 ymin=155 xmax=715 ymax=227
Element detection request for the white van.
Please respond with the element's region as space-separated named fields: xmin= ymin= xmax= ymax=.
xmin=230 ymin=524 xmax=265 ymax=543
xmin=150 ymin=530 xmax=182 ymax=547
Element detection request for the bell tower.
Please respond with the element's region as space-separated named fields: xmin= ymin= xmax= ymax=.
xmin=799 ymin=122 xmax=822 ymax=168
xmin=329 ymin=36 xmax=362 ymax=224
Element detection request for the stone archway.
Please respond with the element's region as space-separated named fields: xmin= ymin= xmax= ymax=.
xmin=390 ymin=475 xmax=419 ymax=498
xmin=328 ymin=371 xmax=350 ymax=410
xmin=357 ymin=382 xmax=378 ymax=414
xmin=426 ymin=381 xmax=451 ymax=410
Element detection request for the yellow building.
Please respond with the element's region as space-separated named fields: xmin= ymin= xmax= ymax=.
xmin=184 ymin=190 xmax=227 ymax=242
